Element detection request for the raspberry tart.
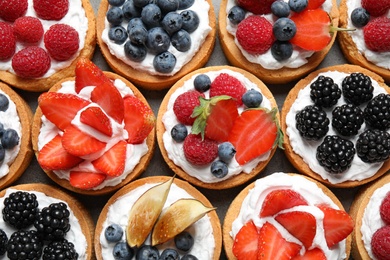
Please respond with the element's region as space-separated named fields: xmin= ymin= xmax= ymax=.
xmin=223 ymin=172 xmax=353 ymax=260
xmin=281 ymin=64 xmax=390 ymax=188
xmin=31 ymin=58 xmax=156 ymax=195
xmin=96 ymin=0 xmax=216 ymax=90
xmin=94 ymin=176 xmax=222 ymax=260
xmin=156 ymin=66 xmax=281 ymax=189
xmin=0 ymin=0 xmax=96 ymax=92
xmin=0 ymin=82 xmax=33 ymax=190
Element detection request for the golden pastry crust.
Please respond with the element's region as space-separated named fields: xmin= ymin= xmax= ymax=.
xmin=222 ymin=173 xmax=352 ymax=260
xmin=31 ymin=72 xmax=156 ymax=195
xmin=96 ymin=0 xmax=216 ymax=90
xmin=0 ymin=82 xmax=33 ymax=190
xmin=94 ymin=176 xmax=222 ymax=260
xmin=218 ymin=0 xmax=339 ymax=84
xmin=156 ymin=65 xmax=279 ymax=190
xmin=0 ymin=0 xmax=96 ymax=92
xmin=0 ymin=183 xmax=95 ymax=260
xmin=281 ymin=64 xmax=390 ymax=188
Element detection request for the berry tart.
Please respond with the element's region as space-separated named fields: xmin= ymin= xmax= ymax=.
xmin=31 ymin=58 xmax=156 ymax=195
xmin=156 ymin=66 xmax=281 ymax=190
xmin=96 ymin=0 xmax=216 ymax=90
xmin=94 ymin=176 xmax=222 ymax=260
xmin=349 ymin=173 xmax=390 ymax=260
xmin=0 ymin=183 xmax=94 ymax=259
xmin=0 ymin=0 xmax=96 ymax=92
xmin=0 ymin=82 xmax=33 ymax=190
xmin=223 ymin=172 xmax=353 ymax=259
xmin=281 ymin=64 xmax=390 ymax=188
xmin=338 ymin=0 xmax=390 ymax=82
xmin=218 ymin=0 xmax=339 ymax=84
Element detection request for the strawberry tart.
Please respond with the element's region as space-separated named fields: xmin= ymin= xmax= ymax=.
xmin=0 ymin=183 xmax=94 ymax=259
xmin=218 ymin=0 xmax=339 ymax=84
xmin=0 ymin=0 xmax=96 ymax=92
xmin=31 ymin=58 xmax=156 ymax=195
xmin=156 ymin=66 xmax=281 ymax=190
xmin=223 ymin=172 xmax=353 ymax=260
xmin=0 ymin=82 xmax=33 ymax=190
xmin=94 ymin=176 xmax=222 ymax=260
xmin=339 ymin=0 xmax=390 ymax=82
xmin=281 ymin=64 xmax=390 ymax=188
xmin=96 ymin=0 xmax=216 ymax=90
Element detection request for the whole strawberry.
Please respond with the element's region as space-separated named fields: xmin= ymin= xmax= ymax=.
xmin=44 ymin=24 xmax=80 ymax=61
xmin=173 ymin=90 xmax=205 ymax=125
xmin=12 ymin=46 xmax=51 ymax=78
xmin=363 ymin=17 xmax=390 ymax=52
xmin=0 ymin=0 xmax=27 ymax=22
xmin=14 ymin=16 xmax=44 ymax=44
xmin=0 ymin=22 xmax=16 ymax=60
xmin=209 ymin=73 xmax=246 ymax=106
xmin=362 ymin=0 xmax=390 ymax=17
xmin=183 ymin=134 xmax=218 ymax=165
xmin=237 ymin=0 xmax=276 ymax=15
xmin=33 ymin=0 xmax=69 ymax=20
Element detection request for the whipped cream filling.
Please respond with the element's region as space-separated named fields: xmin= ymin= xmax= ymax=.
xmin=162 ymin=69 xmax=273 ymax=183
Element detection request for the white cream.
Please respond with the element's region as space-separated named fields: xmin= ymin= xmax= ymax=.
xmin=0 ymin=188 xmax=87 ymax=260
xmin=99 ymin=182 xmax=215 ymax=259
xmin=286 ymin=71 xmax=389 ymax=184
xmin=230 ymin=172 xmax=347 ymax=259
xmin=161 ymin=69 xmax=273 ymax=183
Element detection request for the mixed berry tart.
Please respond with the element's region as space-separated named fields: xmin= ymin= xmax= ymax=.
xmin=94 ymin=176 xmax=222 ymax=260
xmin=156 ymin=66 xmax=281 ymax=190
xmin=96 ymin=0 xmax=216 ymax=90
xmin=31 ymin=58 xmax=156 ymax=195
xmin=0 ymin=0 xmax=96 ymax=92
xmin=281 ymin=64 xmax=390 ymax=188
xmin=223 ymin=172 xmax=353 ymax=260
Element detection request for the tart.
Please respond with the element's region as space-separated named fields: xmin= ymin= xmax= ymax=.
xmin=96 ymin=0 xmax=216 ymax=90
xmin=281 ymin=64 xmax=390 ymax=188
xmin=94 ymin=176 xmax=222 ymax=260
xmin=31 ymin=58 xmax=156 ymax=195
xmin=223 ymin=172 xmax=353 ymax=259
xmin=0 ymin=82 xmax=33 ymax=190
xmin=218 ymin=0 xmax=339 ymax=84
xmin=0 ymin=0 xmax=96 ymax=92
xmin=156 ymin=65 xmax=280 ymax=189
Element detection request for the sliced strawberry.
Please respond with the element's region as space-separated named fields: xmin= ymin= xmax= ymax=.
xmin=38 ymin=92 xmax=90 ymax=131
xmin=233 ymin=221 xmax=258 ymax=260
xmin=80 ymin=106 xmax=113 ymax=136
xmin=74 ymin=57 xmax=111 ymax=93
xmin=38 ymin=135 xmax=83 ymax=170
xmin=260 ymin=189 xmax=308 ymax=217
xmin=275 ymin=211 xmax=317 ymax=249
xmin=123 ymin=95 xmax=155 ymax=144
xmin=69 ymin=171 xmax=107 ymax=190
xmin=92 ymin=140 xmax=127 ymax=176
xmin=317 ymin=203 xmax=354 ymax=248
xmin=61 ymin=125 xmax=106 ymax=157
xmin=291 ymin=248 xmax=326 ymax=260
xmin=307 ymin=0 xmax=326 ymax=9
xmin=258 ymin=222 xmax=301 ymax=260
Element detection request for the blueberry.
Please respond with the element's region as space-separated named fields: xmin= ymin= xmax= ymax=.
xmin=127 ymin=17 xmax=144 ymax=31
xmin=242 ymin=89 xmax=263 ymax=108
xmin=1 ymin=129 xmax=19 ymax=149
xmin=106 ymin=6 xmax=124 ymax=25
xmin=146 ymin=27 xmax=170 ymax=54
xmin=0 ymin=94 xmax=9 ymax=112
xmin=178 ymin=0 xmax=194 ymax=9
xmin=288 ymin=0 xmax=308 ymax=13
xmin=133 ymin=0 xmax=151 ymax=8
xmin=193 ymin=74 xmax=211 ymax=92
xmin=161 ymin=12 xmax=183 ymax=35
xmin=128 ymin=24 xmax=148 ymax=45
xmin=109 ymin=26 xmax=129 ymax=44
xmin=180 ymin=10 xmax=199 ymax=33
xmin=181 ymin=255 xmax=198 ymax=260
xmin=271 ymin=40 xmax=293 ymax=61
xmin=153 ymin=51 xmax=176 ymax=73
xmin=171 ymin=29 xmax=191 ymax=52
xmin=0 ymin=145 xmax=5 ymax=165
xmin=104 ymin=224 xmax=123 ymax=243
xmin=218 ymin=142 xmax=236 ymax=163
xmin=112 ymin=242 xmax=134 ymax=260
xmin=108 ymin=0 xmax=126 ymax=6
xmin=171 ymin=123 xmax=188 ymax=142
xmin=210 ymin=160 xmax=228 ymax=178
xmin=141 ymin=4 xmax=162 ymax=28
xmin=136 ymin=245 xmax=159 ymax=260
xmin=351 ymin=7 xmax=370 ymax=28
xmin=122 ymin=0 xmax=141 ymax=20
xmin=273 ymin=17 xmax=296 ymax=41
xmin=157 ymin=0 xmax=179 ymax=14
xmin=124 ymin=40 xmax=147 ymax=62
xmin=159 ymin=248 xmax=179 ymax=260
xmin=174 ymin=231 xmax=194 ymax=252
xmin=0 ymin=123 xmax=4 ymax=137
xmin=271 ymin=0 xmax=290 ymax=17
xmin=228 ymin=6 xmax=246 ymax=25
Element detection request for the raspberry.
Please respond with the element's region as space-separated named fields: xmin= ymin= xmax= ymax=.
xmin=14 ymin=16 xmax=44 ymax=44
xmin=183 ymin=134 xmax=218 ymax=165
xmin=0 ymin=0 xmax=27 ymax=22
xmin=0 ymin=22 xmax=16 ymax=60
xmin=209 ymin=73 xmax=246 ymax=106
xmin=237 ymin=0 xmax=276 ymax=15
xmin=12 ymin=46 xmax=51 ymax=78
xmin=173 ymin=90 xmax=205 ymax=125
xmin=33 ymin=0 xmax=69 ymax=21
xmin=44 ymin=24 xmax=80 ymax=61
xmin=380 ymin=192 xmax=390 ymax=225
xmin=371 ymin=226 xmax=390 ymax=260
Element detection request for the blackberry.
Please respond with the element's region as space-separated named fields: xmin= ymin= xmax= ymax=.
xmin=332 ymin=103 xmax=364 ymax=136
xmin=0 ymin=229 xmax=7 ymax=256
xmin=6 ymin=230 xmax=43 ymax=260
xmin=42 ymin=239 xmax=79 ymax=260
xmin=342 ymin=72 xmax=374 ymax=106
xmin=316 ymin=135 xmax=356 ymax=174
xmin=364 ymin=93 xmax=390 ymax=130
xmin=310 ymin=76 xmax=341 ymax=108
xmin=2 ymin=191 xmax=39 ymax=229
xmin=34 ymin=202 xmax=70 ymax=242
xmin=295 ymin=105 xmax=329 ymax=140
xmin=356 ymin=129 xmax=390 ymax=163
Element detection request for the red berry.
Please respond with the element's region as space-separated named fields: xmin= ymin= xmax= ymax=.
xmin=0 ymin=22 xmax=16 ymax=60
xmin=371 ymin=226 xmax=390 ymax=260
xmin=232 ymin=221 xmax=259 ymax=259
xmin=236 ymin=15 xmax=274 ymax=55
xmin=183 ymin=134 xmax=218 ymax=165
xmin=362 ymin=0 xmax=390 ymax=17
xmin=14 ymin=16 xmax=44 ymax=44
xmin=363 ymin=16 xmax=390 ymax=52
xmin=44 ymin=24 xmax=79 ymax=61
xmin=209 ymin=73 xmax=246 ymax=106
xmin=237 ymin=0 xmax=276 ymax=15
xmin=173 ymin=90 xmax=205 ymax=125
xmin=12 ymin=46 xmax=51 ymax=78
xmin=0 ymin=0 xmax=27 ymax=22
xmin=380 ymin=192 xmax=390 ymax=225
xmin=33 ymin=0 xmax=69 ymax=21
xmin=307 ymin=0 xmax=326 ymax=9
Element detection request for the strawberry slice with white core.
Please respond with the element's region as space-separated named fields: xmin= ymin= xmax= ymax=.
xmin=92 ymin=140 xmax=127 ymax=177
xmin=233 ymin=220 xmax=259 ymax=260
xmin=260 ymin=189 xmax=308 ymax=217
xmin=80 ymin=106 xmax=113 ymax=137
xmin=291 ymin=248 xmax=327 ymax=260
xmin=75 ymin=57 xmax=111 ymax=93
